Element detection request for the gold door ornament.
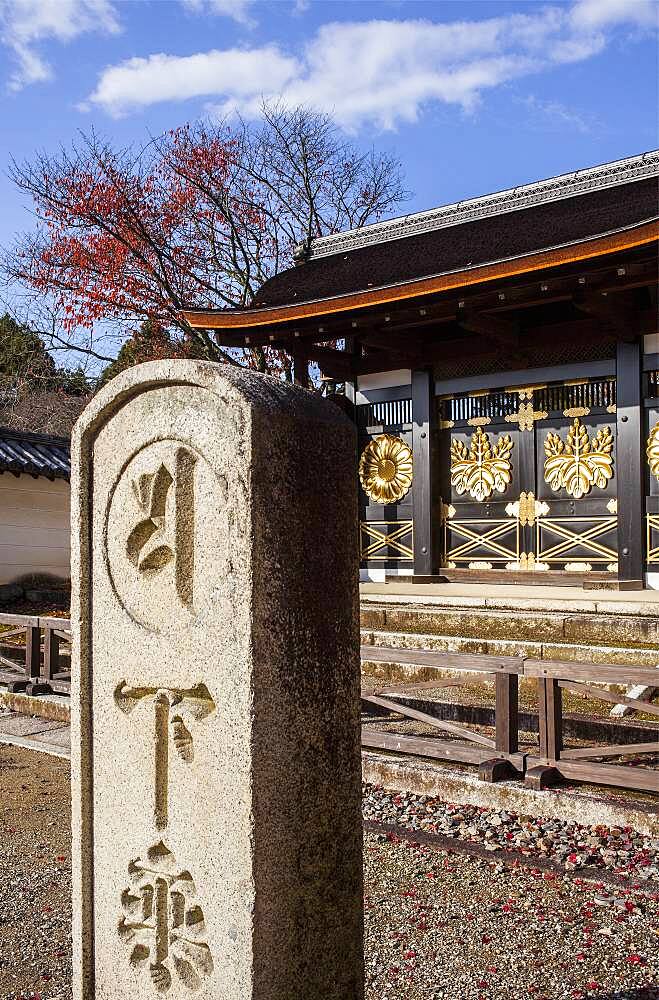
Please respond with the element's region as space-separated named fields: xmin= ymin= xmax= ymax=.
xmin=647 ymin=423 xmax=659 ymax=482
xmin=450 ymin=427 xmax=513 ymax=503
xmin=359 ymin=433 xmax=414 ymax=504
xmin=544 ymin=418 xmax=613 ymax=499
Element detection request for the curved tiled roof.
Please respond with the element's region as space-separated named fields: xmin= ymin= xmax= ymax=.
xmin=253 ymin=177 xmax=658 ymax=309
xmin=302 ymin=149 xmax=659 ymax=260
xmin=0 ymin=428 xmax=70 ymax=480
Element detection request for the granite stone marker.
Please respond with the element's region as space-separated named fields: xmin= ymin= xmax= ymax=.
xmin=71 ymin=361 xmax=363 ymax=1000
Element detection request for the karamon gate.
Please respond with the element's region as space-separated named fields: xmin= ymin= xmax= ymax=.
xmin=185 ymin=151 xmax=659 ymax=589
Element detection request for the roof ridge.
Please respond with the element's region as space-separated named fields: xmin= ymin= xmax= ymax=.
xmin=0 ymin=425 xmax=71 ymax=446
xmin=301 ymin=149 xmax=659 ymax=262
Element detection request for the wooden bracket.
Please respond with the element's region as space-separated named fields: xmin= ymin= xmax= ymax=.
xmin=478 ymin=757 xmax=524 ymax=783
xmin=525 ymin=764 xmax=561 ymax=790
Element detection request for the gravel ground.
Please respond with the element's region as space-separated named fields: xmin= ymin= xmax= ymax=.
xmin=0 ymin=747 xmax=71 ymax=1000
xmin=364 ymin=829 xmax=658 ymax=999
xmin=363 ymin=785 xmax=659 ymax=881
xmin=0 ymin=747 xmax=656 ymax=1000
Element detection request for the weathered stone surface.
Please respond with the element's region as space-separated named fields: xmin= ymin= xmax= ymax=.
xmin=379 ymin=606 xmax=568 ymax=642
xmin=359 ymin=598 xmax=659 ymax=660
xmin=484 ymin=596 xmax=598 ymax=613
xmin=71 ymin=361 xmax=363 ymax=1000
xmin=362 ymin=629 xmax=489 ymax=654
xmin=484 ymin=639 xmax=543 ymax=659
xmin=359 ymin=606 xmax=387 ymax=630
xmin=564 ymin=614 xmax=659 ymax=649
xmin=540 ymin=643 xmax=659 ymax=667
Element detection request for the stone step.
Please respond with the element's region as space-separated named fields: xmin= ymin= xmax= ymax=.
xmin=360 ymin=601 xmax=659 ymax=651
xmin=360 ymin=629 xmax=659 ymax=680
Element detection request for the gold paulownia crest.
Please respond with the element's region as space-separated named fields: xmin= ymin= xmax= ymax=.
xmin=450 ymin=427 xmax=513 ymax=503
xmin=647 ymin=423 xmax=659 ymax=482
xmin=544 ymin=417 xmax=613 ymax=499
xmin=359 ymin=433 xmax=414 ymax=504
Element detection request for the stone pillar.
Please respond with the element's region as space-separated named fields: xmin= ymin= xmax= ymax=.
xmin=71 ymin=361 xmax=363 ymax=1000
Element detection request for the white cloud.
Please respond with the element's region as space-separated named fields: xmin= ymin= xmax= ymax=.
xmin=86 ymin=46 xmax=299 ymax=115
xmin=85 ymin=2 xmax=659 ymax=126
xmin=0 ymin=0 xmax=120 ymax=91
xmin=570 ymin=0 xmax=658 ymax=30
xmin=520 ymin=94 xmax=600 ymax=135
xmin=181 ymin=0 xmax=256 ymax=29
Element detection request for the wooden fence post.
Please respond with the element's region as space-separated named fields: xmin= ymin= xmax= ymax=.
xmin=479 ymin=669 xmax=522 ymax=782
xmin=25 ymin=625 xmax=41 ymax=682
xmin=43 ymin=626 xmax=60 ymax=683
xmin=526 ymin=676 xmax=562 ymax=789
xmin=495 ymin=673 xmax=519 ymax=755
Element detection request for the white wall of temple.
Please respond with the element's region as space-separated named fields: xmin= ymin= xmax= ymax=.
xmin=357 ymin=369 xmax=411 ymax=391
xmin=359 ymin=567 xmax=411 ymax=582
xmin=0 ymin=474 xmax=70 ymax=585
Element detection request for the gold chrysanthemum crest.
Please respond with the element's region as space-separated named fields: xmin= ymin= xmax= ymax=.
xmin=450 ymin=427 xmax=513 ymax=503
xmin=544 ymin=417 xmax=613 ymax=499
xmin=359 ymin=433 xmax=413 ymax=504
xmin=647 ymin=423 xmax=659 ymax=482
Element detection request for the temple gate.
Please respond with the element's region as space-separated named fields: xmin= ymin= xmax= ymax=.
xmin=183 ymin=150 xmax=658 ymax=589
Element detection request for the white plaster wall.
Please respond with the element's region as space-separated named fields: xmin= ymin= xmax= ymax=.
xmin=644 ymin=333 xmax=659 ymax=355
xmin=360 ymin=567 xmax=411 ymax=582
xmin=357 ymin=369 xmax=411 ymax=390
xmin=0 ymin=474 xmax=70 ymax=585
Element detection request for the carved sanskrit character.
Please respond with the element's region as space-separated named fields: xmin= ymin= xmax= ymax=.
xmin=126 ymin=447 xmax=197 ymax=612
xmin=119 ymin=841 xmax=213 ymax=993
xmin=114 ymin=682 xmax=216 ymax=830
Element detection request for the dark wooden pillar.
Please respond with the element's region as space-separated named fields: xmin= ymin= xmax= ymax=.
xmin=412 ymin=368 xmax=434 ymax=576
xmin=616 ymin=339 xmax=644 ymax=588
xmin=292 ymin=355 xmax=310 ymax=388
xmin=342 ymin=336 xmax=358 ymax=422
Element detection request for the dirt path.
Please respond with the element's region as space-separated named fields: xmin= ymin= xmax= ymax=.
xmin=0 ymin=746 xmax=71 ymax=1000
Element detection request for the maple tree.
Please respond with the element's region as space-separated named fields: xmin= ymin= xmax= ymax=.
xmin=3 ymin=103 xmax=406 ymax=376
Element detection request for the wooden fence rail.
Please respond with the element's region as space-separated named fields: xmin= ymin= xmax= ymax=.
xmin=0 ymin=614 xmax=71 ymax=694
xmin=361 ymin=645 xmax=659 ymax=795
xmin=0 ymin=617 xmax=656 ymax=795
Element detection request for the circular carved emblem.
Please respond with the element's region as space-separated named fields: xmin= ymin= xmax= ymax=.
xmin=105 ymin=439 xmax=226 ymax=633
xmin=359 ymin=433 xmax=413 ymax=504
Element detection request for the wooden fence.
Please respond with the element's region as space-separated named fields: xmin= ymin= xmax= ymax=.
xmin=0 ymin=614 xmax=71 ymax=694
xmin=361 ymin=646 xmax=659 ymax=795
xmin=0 ymin=615 xmax=656 ymax=794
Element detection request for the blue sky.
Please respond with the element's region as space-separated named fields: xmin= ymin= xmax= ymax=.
xmin=0 ymin=0 xmax=657 ymax=263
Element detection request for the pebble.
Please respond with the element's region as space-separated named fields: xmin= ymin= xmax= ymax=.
xmin=362 ymin=783 xmax=659 ymax=881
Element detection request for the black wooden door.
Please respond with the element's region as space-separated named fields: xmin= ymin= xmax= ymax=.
xmin=356 ymin=395 xmax=414 ymax=573
xmin=439 ymin=377 xmax=619 ymax=575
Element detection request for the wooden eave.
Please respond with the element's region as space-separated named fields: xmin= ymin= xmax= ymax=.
xmin=182 ymin=220 xmax=658 ymax=335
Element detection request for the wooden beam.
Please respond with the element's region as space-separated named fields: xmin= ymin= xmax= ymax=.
xmin=198 ymin=258 xmax=657 ymax=348
xmin=289 ymin=343 xmax=354 ymax=378
xmin=459 ymin=311 xmax=520 ymax=347
xmin=574 ymin=292 xmax=639 ymax=337
xmin=359 ymin=330 xmax=436 ymax=355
